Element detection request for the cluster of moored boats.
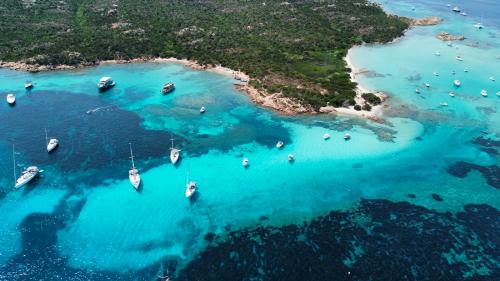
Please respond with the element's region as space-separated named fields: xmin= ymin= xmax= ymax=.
xmin=415 ymin=51 xmax=499 ymax=103
xmin=449 ymin=4 xmax=484 ymax=29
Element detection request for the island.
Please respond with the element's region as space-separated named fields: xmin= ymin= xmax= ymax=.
xmin=0 ymin=0 xmax=409 ymax=114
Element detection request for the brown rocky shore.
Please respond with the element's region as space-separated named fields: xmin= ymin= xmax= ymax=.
xmin=410 ymin=16 xmax=443 ymax=26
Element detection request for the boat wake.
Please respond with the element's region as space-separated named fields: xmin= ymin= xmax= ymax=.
xmin=85 ymin=105 xmax=117 ymax=115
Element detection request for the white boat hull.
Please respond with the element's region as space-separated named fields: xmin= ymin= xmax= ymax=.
xmin=47 ymin=139 xmax=59 ymax=152
xmin=6 ymin=95 xmax=15 ymax=104
xmin=170 ymin=149 xmax=180 ymax=164
xmin=15 ymin=167 xmax=39 ymax=189
xmin=129 ymin=169 xmax=141 ymax=190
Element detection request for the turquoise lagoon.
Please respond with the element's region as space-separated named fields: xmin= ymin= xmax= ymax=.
xmin=0 ymin=0 xmax=498 ymax=279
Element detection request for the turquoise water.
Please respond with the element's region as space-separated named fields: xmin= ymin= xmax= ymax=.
xmin=0 ymin=0 xmax=498 ymax=279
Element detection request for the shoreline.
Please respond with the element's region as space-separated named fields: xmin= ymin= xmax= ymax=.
xmin=0 ymin=56 xmax=384 ymax=120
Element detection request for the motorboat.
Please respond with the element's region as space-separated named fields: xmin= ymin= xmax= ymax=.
xmin=464 ymin=68 xmax=469 ymax=72
xmin=25 ymin=81 xmax=33 ymax=89
xmin=453 ymin=80 xmax=461 ymax=87
xmin=452 ymin=6 xmax=460 ymax=13
xmin=128 ymin=143 xmax=141 ymax=190
xmin=489 ymin=77 xmax=495 ymax=81
xmin=45 ymin=128 xmax=59 ymax=153
xmin=481 ymin=90 xmax=488 ymax=97
xmin=455 ymin=55 xmax=463 ymax=61
xmin=434 ymin=51 xmax=441 ymax=56
xmin=97 ymin=77 xmax=115 ymax=91
xmin=288 ymin=154 xmax=294 ymax=162
xmin=185 ymin=181 xmax=196 ymax=198
xmin=323 ymin=133 xmax=330 ymax=140
xmin=242 ymin=158 xmax=249 ymax=167
xmin=474 ymin=22 xmax=484 ymax=29
xmin=460 ymin=12 xmax=467 ymax=16
xmin=344 ymin=133 xmax=351 ymax=140
xmin=199 ymin=106 xmax=206 ymax=113
xmin=449 ymin=92 xmax=455 ymax=97
xmin=161 ymin=82 xmax=175 ymax=94
xmin=170 ymin=137 xmax=180 ymax=165
xmin=276 ymin=141 xmax=284 ymax=149
xmin=496 ymin=92 xmax=500 ymax=97
xmin=425 ymin=83 xmax=430 ymax=88
xmin=6 ymin=93 xmax=15 ymax=105
xmin=440 ymin=102 xmax=449 ymax=107
xmin=433 ymin=71 xmax=439 ymax=76
xmin=415 ymin=88 xmax=421 ymax=94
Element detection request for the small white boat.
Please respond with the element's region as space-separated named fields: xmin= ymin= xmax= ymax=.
xmin=15 ymin=166 xmax=40 ymax=189
xmin=242 ymin=158 xmax=249 ymax=167
xmin=199 ymin=106 xmax=206 ymax=113
xmin=13 ymin=145 xmax=40 ymax=189
xmin=45 ymin=128 xmax=59 ymax=153
xmin=276 ymin=141 xmax=284 ymax=149
xmin=489 ymin=77 xmax=495 ymax=81
xmin=24 ymin=81 xmax=33 ymax=89
xmin=481 ymin=90 xmax=488 ymax=97
xmin=464 ymin=68 xmax=469 ymax=72
xmin=97 ymin=77 xmax=115 ymax=91
xmin=440 ymin=102 xmax=449 ymax=107
xmin=323 ymin=133 xmax=330 ymax=140
xmin=496 ymin=92 xmax=500 ymax=97
xmin=161 ymin=82 xmax=175 ymax=94
xmin=415 ymin=88 xmax=421 ymax=94
xmin=6 ymin=93 xmax=15 ymax=105
xmin=425 ymin=83 xmax=430 ymax=88
xmin=447 ymin=42 xmax=453 ymax=47
xmin=452 ymin=70 xmax=456 ymax=75
xmin=343 ymin=133 xmax=351 ymax=140
xmin=460 ymin=12 xmax=467 ymax=16
xmin=474 ymin=22 xmax=484 ymax=29
xmin=455 ymin=56 xmax=463 ymax=61
xmin=128 ymin=143 xmax=141 ymax=190
xmin=449 ymin=92 xmax=455 ymax=97
xmin=288 ymin=154 xmax=294 ymax=162
xmin=454 ymin=80 xmax=461 ymax=87
xmin=434 ymin=51 xmax=441 ymax=56
xmin=452 ymin=6 xmax=460 ymax=12
xmin=185 ymin=180 xmax=196 ymax=198
xmin=170 ymin=137 xmax=180 ymax=165
xmin=433 ymin=71 xmax=439 ymax=76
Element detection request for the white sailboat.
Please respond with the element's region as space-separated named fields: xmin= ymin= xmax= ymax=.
xmin=6 ymin=93 xmax=15 ymax=105
xmin=242 ymin=158 xmax=249 ymax=167
xmin=276 ymin=141 xmax=284 ymax=149
xmin=454 ymin=80 xmax=461 ymax=87
xmin=481 ymin=90 xmax=488 ymax=97
xmin=199 ymin=106 xmax=206 ymax=113
xmin=185 ymin=172 xmax=196 ymax=198
xmin=128 ymin=143 xmax=141 ymax=190
xmin=13 ymin=145 xmax=40 ymax=189
xmin=45 ymin=128 xmax=59 ymax=153
xmin=170 ymin=137 xmax=180 ymax=165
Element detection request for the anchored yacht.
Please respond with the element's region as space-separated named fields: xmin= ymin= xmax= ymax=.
xmin=97 ymin=77 xmax=115 ymax=91
xmin=344 ymin=133 xmax=351 ymax=140
xmin=454 ymin=80 xmax=461 ymax=87
xmin=276 ymin=141 xmax=284 ymax=149
xmin=170 ymin=137 xmax=180 ymax=165
xmin=288 ymin=154 xmax=294 ymax=162
xmin=452 ymin=6 xmax=460 ymax=13
xmin=128 ymin=143 xmax=141 ymax=190
xmin=13 ymin=145 xmax=39 ymax=189
xmin=199 ymin=106 xmax=206 ymax=113
xmin=242 ymin=158 xmax=249 ymax=167
xmin=6 ymin=93 xmax=15 ymax=105
xmin=323 ymin=133 xmax=330 ymax=140
xmin=45 ymin=128 xmax=59 ymax=153
xmin=185 ymin=180 xmax=196 ymax=198
xmin=481 ymin=90 xmax=488 ymax=97
xmin=161 ymin=82 xmax=175 ymax=94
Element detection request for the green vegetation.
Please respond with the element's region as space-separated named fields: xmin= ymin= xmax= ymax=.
xmin=0 ymin=0 xmax=408 ymax=110
xmin=362 ymin=93 xmax=382 ymax=105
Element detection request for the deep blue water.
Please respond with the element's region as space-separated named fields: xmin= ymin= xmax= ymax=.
xmin=0 ymin=1 xmax=499 ymax=280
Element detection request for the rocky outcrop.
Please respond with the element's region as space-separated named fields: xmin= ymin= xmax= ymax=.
xmin=411 ymin=16 xmax=443 ymax=26
xmin=436 ymin=32 xmax=465 ymax=41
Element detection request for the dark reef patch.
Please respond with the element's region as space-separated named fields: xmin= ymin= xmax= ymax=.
xmin=448 ymin=161 xmax=499 ymax=189
xmin=407 ymin=193 xmax=416 ymax=198
xmin=432 ymin=193 xmax=443 ymax=202
xmin=471 ymin=136 xmax=500 ymax=156
xmin=178 ymin=200 xmax=499 ymax=281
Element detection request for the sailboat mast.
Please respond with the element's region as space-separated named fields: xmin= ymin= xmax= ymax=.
xmin=170 ymin=136 xmax=174 ymax=150
xmin=12 ymin=144 xmax=16 ymax=186
xmin=45 ymin=128 xmax=49 ymax=145
xmin=129 ymin=143 xmax=135 ymax=169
